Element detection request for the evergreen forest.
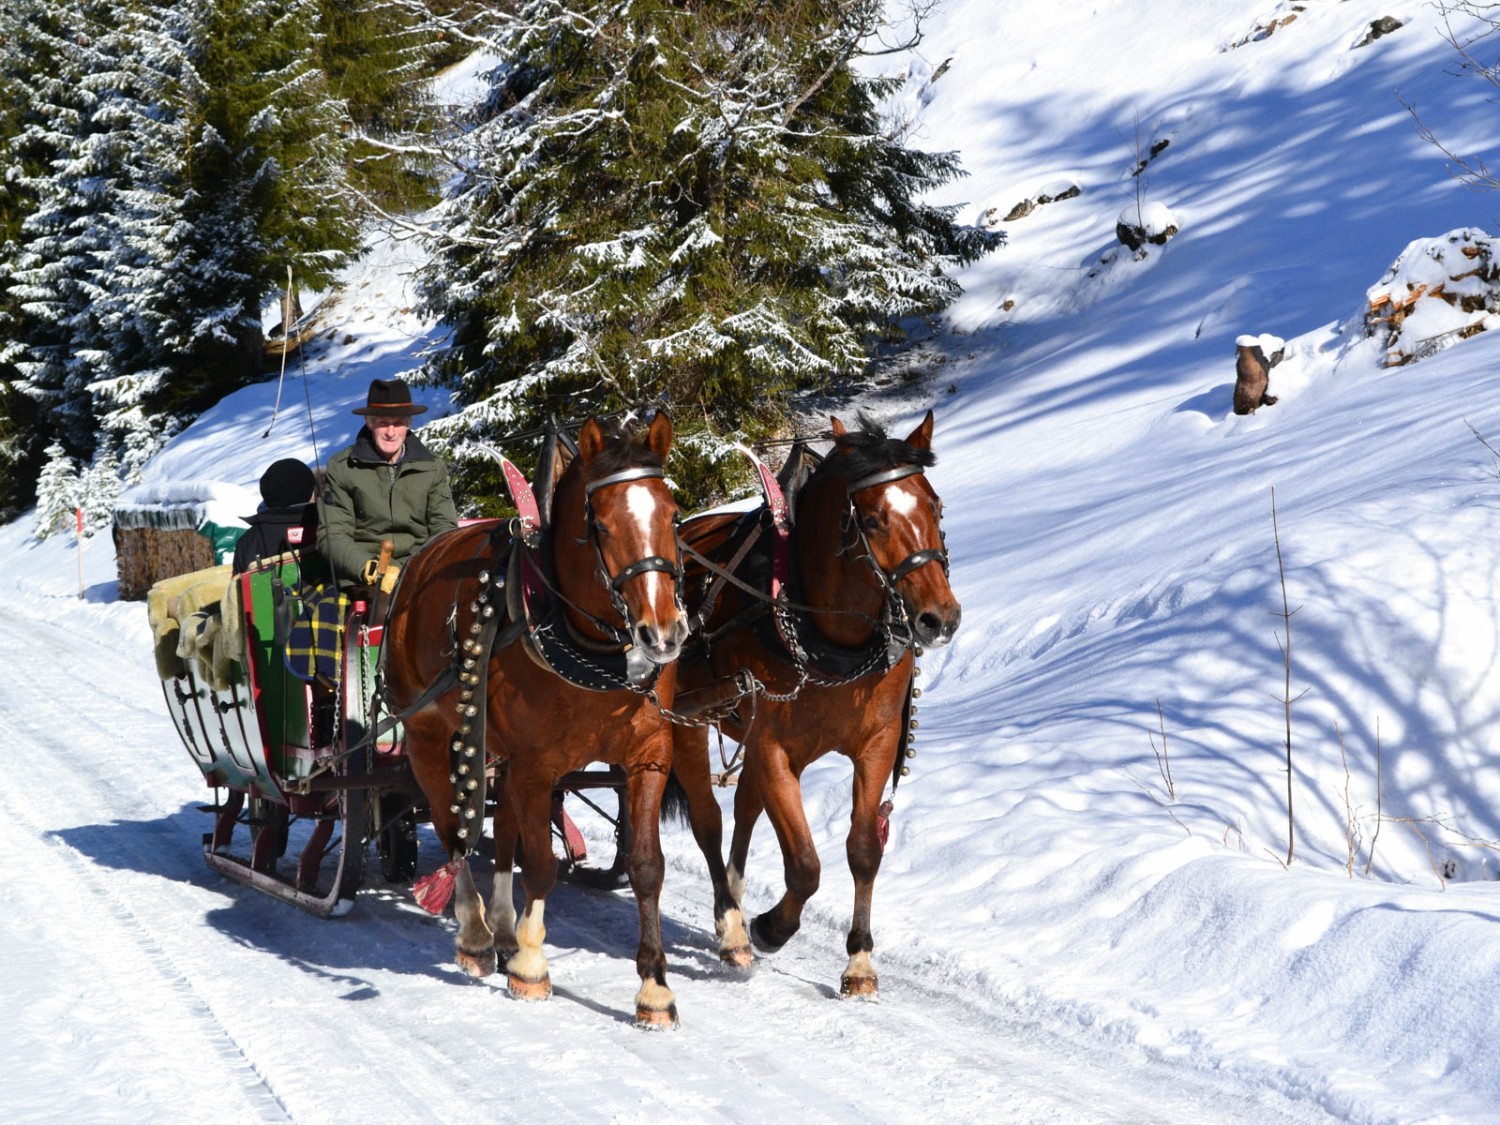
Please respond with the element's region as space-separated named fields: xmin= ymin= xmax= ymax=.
xmin=0 ymin=0 xmax=999 ymax=524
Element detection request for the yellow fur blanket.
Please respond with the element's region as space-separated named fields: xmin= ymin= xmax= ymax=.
xmin=146 ymin=564 xmax=239 ymax=688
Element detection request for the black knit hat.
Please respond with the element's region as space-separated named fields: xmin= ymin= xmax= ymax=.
xmin=260 ymin=458 xmax=316 ymax=508
xmin=353 ymin=377 xmax=428 ymax=417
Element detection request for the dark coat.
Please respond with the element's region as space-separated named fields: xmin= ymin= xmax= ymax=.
xmin=317 ymin=427 xmax=459 ymax=587
xmin=231 ymin=503 xmax=319 ymax=574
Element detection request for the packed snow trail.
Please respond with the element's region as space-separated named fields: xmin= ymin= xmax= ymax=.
xmin=0 ymin=596 xmax=1324 ymax=1122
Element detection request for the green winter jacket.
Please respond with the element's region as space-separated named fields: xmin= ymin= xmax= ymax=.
xmin=318 ymin=427 xmax=459 ymax=587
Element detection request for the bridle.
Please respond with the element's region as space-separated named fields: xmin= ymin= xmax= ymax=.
xmin=839 ymin=463 xmax=951 ymax=596
xmin=574 ymin=464 xmax=685 ymax=646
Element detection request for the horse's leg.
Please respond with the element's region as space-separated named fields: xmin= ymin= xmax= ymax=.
xmin=725 ymin=742 xmax=768 ymax=908
xmin=840 ymin=738 xmax=892 ymax=998
xmin=488 ymin=775 xmax=520 ymax=967
xmin=406 ymin=712 xmax=494 ymax=976
xmin=451 ymin=863 xmax=496 ymax=977
xmin=625 ymin=759 xmax=677 ymax=1028
xmin=744 ymin=743 xmax=820 ymax=955
xmin=671 ymin=724 xmax=750 ymax=968
xmin=506 ymin=771 xmax=557 ymax=1001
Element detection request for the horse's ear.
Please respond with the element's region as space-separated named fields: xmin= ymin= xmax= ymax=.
xmin=905 ymin=410 xmax=934 ymax=451
xmin=578 ymin=417 xmax=605 ymax=462
xmin=552 ymin=441 xmax=574 ymax=484
xmin=830 ymin=416 xmax=847 ymax=437
xmin=646 ymin=411 xmax=673 ymax=460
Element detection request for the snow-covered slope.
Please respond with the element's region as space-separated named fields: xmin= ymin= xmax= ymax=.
xmin=8 ymin=1 xmax=1500 ymax=1119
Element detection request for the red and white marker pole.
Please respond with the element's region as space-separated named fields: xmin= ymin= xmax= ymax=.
xmin=76 ymin=506 xmax=84 ymax=599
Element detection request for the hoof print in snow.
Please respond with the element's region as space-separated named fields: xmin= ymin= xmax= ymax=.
xmin=1354 ymin=17 xmax=1403 ymax=49
xmin=1233 ymin=334 xmax=1285 ymax=415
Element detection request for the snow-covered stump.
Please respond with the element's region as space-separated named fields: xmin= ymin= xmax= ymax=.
xmin=1366 ymin=228 xmax=1500 ymax=366
xmin=1233 ymin=333 xmax=1284 ymax=415
xmin=1116 ymin=201 xmax=1179 ymax=254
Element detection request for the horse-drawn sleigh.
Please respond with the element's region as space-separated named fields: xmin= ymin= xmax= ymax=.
xmin=151 ymin=410 xmax=958 ymax=1024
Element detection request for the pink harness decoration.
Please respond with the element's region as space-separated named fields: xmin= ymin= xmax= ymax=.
xmin=500 ymin=455 xmax=541 ymax=532
xmin=742 ymin=448 xmax=791 ymax=599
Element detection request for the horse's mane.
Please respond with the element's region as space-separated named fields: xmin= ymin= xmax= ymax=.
xmin=824 ymin=411 xmax=937 ymax=481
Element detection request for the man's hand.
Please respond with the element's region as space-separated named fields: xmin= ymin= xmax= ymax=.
xmin=360 ymin=557 xmax=381 ymax=586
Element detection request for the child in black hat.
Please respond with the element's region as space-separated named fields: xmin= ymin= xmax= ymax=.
xmin=232 ymin=457 xmax=321 ymax=573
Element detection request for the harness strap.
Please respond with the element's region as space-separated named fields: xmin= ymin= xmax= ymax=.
xmin=688 ymin=516 xmax=765 ymax=633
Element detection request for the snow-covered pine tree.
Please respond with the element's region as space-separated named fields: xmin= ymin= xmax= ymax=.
xmin=77 ymin=3 xmax=191 ymax=479
xmin=153 ymin=0 xmax=362 ymax=409
xmin=78 ymin=445 xmax=123 ymax=536
xmin=318 ymin=0 xmax=443 ymax=210
xmin=415 ymin=0 xmax=999 ymax=504
xmin=4 ymin=1 xmax=118 ymax=466
xmin=33 ymin=442 xmax=79 ymax=541
xmin=0 ymin=0 xmax=53 ymax=520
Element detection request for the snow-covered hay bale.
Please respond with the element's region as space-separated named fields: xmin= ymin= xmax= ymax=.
xmin=113 ymin=482 xmax=253 ymax=601
xmin=1366 ymin=228 xmax=1500 ymax=366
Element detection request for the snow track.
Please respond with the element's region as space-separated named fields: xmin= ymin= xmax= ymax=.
xmin=0 ymin=601 xmax=1326 ymax=1121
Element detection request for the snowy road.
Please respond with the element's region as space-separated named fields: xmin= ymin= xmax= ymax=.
xmin=0 ymin=597 xmax=1323 ymax=1123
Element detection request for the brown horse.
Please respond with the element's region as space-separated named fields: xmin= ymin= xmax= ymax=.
xmin=673 ymin=411 xmax=959 ymax=996
xmin=383 ymin=413 xmax=746 ymax=1027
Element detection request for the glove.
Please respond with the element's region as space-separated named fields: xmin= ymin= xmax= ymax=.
xmin=360 ymin=557 xmax=400 ymax=593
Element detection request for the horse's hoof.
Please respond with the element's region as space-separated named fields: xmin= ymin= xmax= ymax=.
xmin=508 ymin=972 xmax=552 ymax=1002
xmin=839 ymin=973 xmax=879 ymax=999
xmin=749 ymin=915 xmax=790 ymax=954
xmin=456 ymin=946 xmax=497 ymax=978
xmin=634 ymin=1003 xmax=680 ymax=1030
xmin=720 ymin=943 xmax=754 ymax=970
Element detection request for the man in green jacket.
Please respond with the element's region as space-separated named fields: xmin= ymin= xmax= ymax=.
xmin=318 ymin=377 xmax=459 ymax=592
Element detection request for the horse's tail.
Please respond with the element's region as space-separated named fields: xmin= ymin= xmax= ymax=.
xmin=660 ymin=769 xmax=691 ymax=827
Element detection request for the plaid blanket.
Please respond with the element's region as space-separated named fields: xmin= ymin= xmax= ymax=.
xmin=284 ymin=584 xmax=349 ymax=683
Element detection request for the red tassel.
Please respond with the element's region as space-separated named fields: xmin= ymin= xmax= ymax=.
xmin=412 ymin=857 xmax=465 ymax=914
xmin=876 ymin=799 xmax=893 ymax=853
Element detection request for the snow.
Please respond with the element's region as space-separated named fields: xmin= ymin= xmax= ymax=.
xmin=9 ymin=0 xmax=1500 ymax=1119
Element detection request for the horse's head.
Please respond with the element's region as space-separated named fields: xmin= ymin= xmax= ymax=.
xmin=552 ymin=413 xmax=687 ymax=677
xmin=802 ymin=410 xmax=961 ymax=650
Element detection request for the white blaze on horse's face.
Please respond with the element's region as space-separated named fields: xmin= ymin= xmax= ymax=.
xmin=884 ymin=481 xmax=920 ymax=519
xmin=622 ymin=481 xmax=671 ymax=604
xmin=615 ymin=479 xmax=686 ymax=667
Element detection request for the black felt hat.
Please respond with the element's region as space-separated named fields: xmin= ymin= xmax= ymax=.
xmin=260 ymin=458 xmax=316 ymax=508
xmin=353 ymin=377 xmax=428 ymax=417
